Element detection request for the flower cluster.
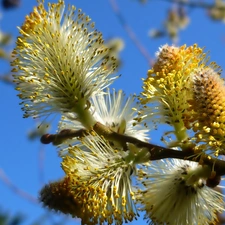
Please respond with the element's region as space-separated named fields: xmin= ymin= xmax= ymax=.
xmin=12 ymin=0 xmax=118 ymax=128
xmin=141 ymin=44 xmax=225 ymax=156
xmin=137 ymin=159 xmax=224 ymax=225
xmin=192 ymin=67 xmax=225 ymax=156
xmin=41 ymin=133 xmax=139 ymax=224
xmin=141 ymin=44 xmax=205 ymax=146
xmin=12 ymin=0 xmax=225 ymax=225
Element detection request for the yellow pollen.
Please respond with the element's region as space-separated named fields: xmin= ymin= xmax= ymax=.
xmin=21 ymin=7 xmax=43 ymax=33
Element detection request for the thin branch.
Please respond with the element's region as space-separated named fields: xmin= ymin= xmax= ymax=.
xmin=109 ymin=0 xmax=154 ymax=66
xmin=151 ymin=0 xmax=214 ymax=9
xmin=0 ymin=168 xmax=37 ymax=204
xmin=41 ymin=128 xmax=88 ymax=145
xmin=41 ymin=122 xmax=225 ymax=177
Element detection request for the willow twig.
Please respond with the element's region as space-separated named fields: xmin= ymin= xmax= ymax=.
xmin=151 ymin=0 xmax=214 ymax=9
xmin=41 ymin=122 xmax=225 ymax=177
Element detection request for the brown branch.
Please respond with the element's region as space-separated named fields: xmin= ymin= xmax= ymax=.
xmin=41 ymin=128 xmax=88 ymax=145
xmin=93 ymin=123 xmax=225 ymax=176
xmin=109 ymin=0 xmax=154 ymax=66
xmin=41 ymin=122 xmax=225 ymax=177
xmin=151 ymin=0 xmax=214 ymax=9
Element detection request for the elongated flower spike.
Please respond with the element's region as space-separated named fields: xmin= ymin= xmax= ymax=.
xmin=40 ymin=176 xmax=116 ymax=224
xmin=60 ymin=132 xmax=139 ymax=224
xmin=140 ymin=44 xmax=206 ymax=147
xmin=12 ymin=0 xmax=118 ymax=128
xmin=137 ymin=159 xmax=225 ymax=225
xmin=39 ymin=177 xmax=86 ymax=219
xmin=192 ymin=67 xmax=225 ymax=156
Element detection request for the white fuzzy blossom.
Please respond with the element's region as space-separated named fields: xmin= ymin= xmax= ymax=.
xmin=61 ymin=132 xmax=139 ymax=224
xmin=91 ymin=89 xmax=148 ymax=140
xmin=12 ymin=0 xmax=117 ymax=127
xmin=137 ymin=159 xmax=225 ymax=225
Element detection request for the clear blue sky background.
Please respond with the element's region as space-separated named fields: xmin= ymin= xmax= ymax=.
xmin=1 ymin=0 xmax=225 ymax=224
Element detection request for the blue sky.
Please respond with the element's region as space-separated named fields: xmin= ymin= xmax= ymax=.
xmin=1 ymin=0 xmax=225 ymax=225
